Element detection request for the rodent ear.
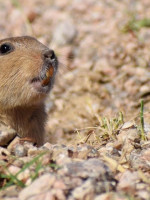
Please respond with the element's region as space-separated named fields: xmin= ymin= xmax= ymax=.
xmin=0 ymin=43 xmax=14 ymax=55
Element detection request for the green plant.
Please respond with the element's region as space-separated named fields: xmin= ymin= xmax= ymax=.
xmin=76 ymin=112 xmax=124 ymax=144
xmin=97 ymin=112 xmax=124 ymax=140
xmin=140 ymin=99 xmax=147 ymax=140
xmin=0 ymin=152 xmax=47 ymax=190
xmin=123 ymin=16 xmax=150 ymax=33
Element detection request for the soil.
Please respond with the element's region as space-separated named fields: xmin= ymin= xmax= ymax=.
xmin=0 ymin=0 xmax=150 ymax=200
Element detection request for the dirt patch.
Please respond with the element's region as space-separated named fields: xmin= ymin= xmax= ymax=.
xmin=0 ymin=0 xmax=150 ymax=199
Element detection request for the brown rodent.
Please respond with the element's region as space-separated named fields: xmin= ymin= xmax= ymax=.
xmin=0 ymin=36 xmax=58 ymax=146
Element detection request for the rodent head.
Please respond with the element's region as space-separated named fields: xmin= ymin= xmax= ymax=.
xmin=0 ymin=36 xmax=58 ymax=109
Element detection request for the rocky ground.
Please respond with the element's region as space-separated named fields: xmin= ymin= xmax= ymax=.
xmin=0 ymin=0 xmax=150 ymax=199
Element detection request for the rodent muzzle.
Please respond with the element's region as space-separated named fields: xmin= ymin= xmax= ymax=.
xmin=41 ymin=49 xmax=58 ymax=87
xmin=31 ymin=48 xmax=58 ymax=93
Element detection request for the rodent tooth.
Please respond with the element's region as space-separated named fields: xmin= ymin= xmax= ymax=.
xmin=49 ymin=66 xmax=54 ymax=77
xmin=46 ymin=71 xmax=50 ymax=78
xmin=46 ymin=66 xmax=54 ymax=78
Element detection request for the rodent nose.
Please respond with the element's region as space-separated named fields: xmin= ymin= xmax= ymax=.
xmin=43 ymin=49 xmax=56 ymax=61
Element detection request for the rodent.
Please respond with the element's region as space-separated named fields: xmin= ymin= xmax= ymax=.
xmin=0 ymin=36 xmax=58 ymax=146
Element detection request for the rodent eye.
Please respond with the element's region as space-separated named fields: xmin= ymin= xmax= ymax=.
xmin=0 ymin=43 xmax=14 ymax=55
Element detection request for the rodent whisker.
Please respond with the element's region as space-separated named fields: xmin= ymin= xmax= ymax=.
xmin=58 ymin=61 xmax=73 ymax=73
xmin=56 ymin=50 xmax=75 ymax=62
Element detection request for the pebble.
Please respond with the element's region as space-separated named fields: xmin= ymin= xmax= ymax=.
xmin=59 ymin=158 xmax=112 ymax=179
xmin=52 ymin=20 xmax=77 ymax=46
xmin=72 ymin=179 xmax=95 ymax=199
xmin=130 ymin=148 xmax=150 ymax=170
xmin=117 ymin=170 xmax=139 ymax=193
xmin=14 ymin=144 xmax=27 ymax=157
xmin=0 ymin=126 xmax=16 ymax=146
xmin=19 ymin=174 xmax=56 ymax=200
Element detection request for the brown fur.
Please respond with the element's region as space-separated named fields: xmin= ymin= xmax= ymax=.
xmin=0 ymin=36 xmax=58 ymax=146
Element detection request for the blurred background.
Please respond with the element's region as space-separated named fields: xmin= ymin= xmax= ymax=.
xmin=1 ymin=0 xmax=150 ymax=144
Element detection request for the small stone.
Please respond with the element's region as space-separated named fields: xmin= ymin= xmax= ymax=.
xmin=27 ymin=145 xmax=52 ymax=159
xmin=13 ymin=159 xmax=24 ymax=168
xmin=0 ymin=125 xmax=16 ymax=146
xmin=121 ymin=121 xmax=135 ymax=129
xmin=94 ymin=193 xmax=128 ymax=200
xmin=24 ymin=191 xmax=54 ymax=200
xmin=94 ymin=193 xmax=113 ymax=200
xmin=19 ymin=174 xmax=56 ymax=200
xmin=51 ymin=189 xmax=66 ymax=200
xmin=27 ymin=146 xmax=38 ymax=156
xmin=56 ymin=153 xmax=72 ymax=166
xmin=105 ymin=142 xmax=114 ymax=152
xmin=8 ymin=165 xmax=21 ymax=175
xmin=137 ymin=190 xmax=150 ymax=200
xmin=117 ymin=128 xmax=139 ymax=142
xmin=0 ymin=185 xmax=19 ymax=199
xmin=7 ymin=136 xmax=21 ymax=152
xmin=117 ymin=170 xmax=139 ymax=193
xmin=7 ymin=165 xmax=30 ymax=183
xmin=72 ymin=179 xmax=95 ymax=200
xmin=43 ymin=142 xmax=53 ymax=150
xmin=0 ymin=147 xmax=10 ymax=156
xmin=14 ymin=144 xmax=27 ymax=157
xmin=130 ymin=148 xmax=150 ymax=170
xmin=76 ymin=145 xmax=99 ymax=159
xmin=52 ymin=20 xmax=77 ymax=46
xmin=0 ymin=198 xmax=19 ymax=200
xmin=53 ymin=180 xmax=67 ymax=190
xmin=59 ymin=158 xmax=112 ymax=180
xmin=52 ymin=145 xmax=72 ymax=165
